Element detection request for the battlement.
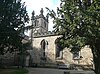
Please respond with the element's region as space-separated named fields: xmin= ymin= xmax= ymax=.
xmin=33 ymin=31 xmax=55 ymax=38
xmin=31 ymin=8 xmax=49 ymax=35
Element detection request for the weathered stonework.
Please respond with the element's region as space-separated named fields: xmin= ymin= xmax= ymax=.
xmin=29 ymin=34 xmax=93 ymax=69
xmin=31 ymin=35 xmax=61 ymax=64
xmin=29 ymin=8 xmax=93 ymax=69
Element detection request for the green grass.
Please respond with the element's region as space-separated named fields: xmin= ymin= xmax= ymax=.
xmin=0 ymin=68 xmax=28 ymax=74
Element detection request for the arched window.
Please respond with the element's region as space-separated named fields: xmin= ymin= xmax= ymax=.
xmin=55 ymin=43 xmax=61 ymax=58
xmin=44 ymin=21 xmax=46 ymax=28
xmin=55 ymin=38 xmax=63 ymax=59
xmin=41 ymin=39 xmax=45 ymax=57
xmin=40 ymin=39 xmax=48 ymax=57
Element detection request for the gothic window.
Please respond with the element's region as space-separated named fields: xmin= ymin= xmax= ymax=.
xmin=40 ymin=39 xmax=48 ymax=57
xmin=55 ymin=38 xmax=63 ymax=59
xmin=44 ymin=21 xmax=46 ymax=28
xmin=34 ymin=20 xmax=36 ymax=26
xmin=41 ymin=19 xmax=43 ymax=26
xmin=56 ymin=43 xmax=61 ymax=58
xmin=41 ymin=39 xmax=45 ymax=57
xmin=36 ymin=20 xmax=39 ymax=26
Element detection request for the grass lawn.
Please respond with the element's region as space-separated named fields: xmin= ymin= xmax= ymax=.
xmin=0 ymin=68 xmax=28 ymax=74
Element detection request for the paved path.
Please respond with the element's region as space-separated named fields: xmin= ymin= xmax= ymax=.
xmin=26 ymin=68 xmax=95 ymax=74
xmin=26 ymin=68 xmax=63 ymax=74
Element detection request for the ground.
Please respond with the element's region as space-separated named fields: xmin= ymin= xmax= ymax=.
xmin=0 ymin=68 xmax=28 ymax=74
xmin=26 ymin=68 xmax=95 ymax=74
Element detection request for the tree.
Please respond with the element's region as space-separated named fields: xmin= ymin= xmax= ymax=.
xmin=0 ymin=0 xmax=29 ymax=54
xmin=47 ymin=0 xmax=100 ymax=74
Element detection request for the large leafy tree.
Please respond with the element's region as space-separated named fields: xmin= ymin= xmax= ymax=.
xmin=47 ymin=0 xmax=100 ymax=74
xmin=0 ymin=0 xmax=29 ymax=54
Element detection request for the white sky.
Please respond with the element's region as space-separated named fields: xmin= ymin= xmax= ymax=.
xmin=22 ymin=0 xmax=60 ymax=31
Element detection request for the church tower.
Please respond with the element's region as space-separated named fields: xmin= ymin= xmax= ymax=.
xmin=31 ymin=8 xmax=49 ymax=36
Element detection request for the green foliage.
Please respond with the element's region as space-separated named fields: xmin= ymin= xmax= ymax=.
xmin=47 ymin=0 xmax=100 ymax=73
xmin=0 ymin=0 xmax=29 ymax=54
xmin=47 ymin=0 xmax=100 ymax=49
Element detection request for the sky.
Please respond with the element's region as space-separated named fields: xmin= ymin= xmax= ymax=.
xmin=22 ymin=0 xmax=60 ymax=31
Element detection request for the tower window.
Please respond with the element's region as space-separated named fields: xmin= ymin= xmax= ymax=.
xmin=36 ymin=20 xmax=39 ymax=26
xmin=44 ymin=22 xmax=46 ymax=28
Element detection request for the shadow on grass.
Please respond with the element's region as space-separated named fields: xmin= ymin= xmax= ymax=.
xmin=0 ymin=68 xmax=28 ymax=74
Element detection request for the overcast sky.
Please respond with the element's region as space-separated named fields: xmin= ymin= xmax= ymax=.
xmin=22 ymin=0 xmax=60 ymax=31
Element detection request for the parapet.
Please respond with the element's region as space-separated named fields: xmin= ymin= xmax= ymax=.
xmin=33 ymin=31 xmax=56 ymax=38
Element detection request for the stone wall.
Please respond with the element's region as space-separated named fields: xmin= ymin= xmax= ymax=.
xmin=62 ymin=47 xmax=93 ymax=69
xmin=31 ymin=35 xmax=61 ymax=64
xmin=30 ymin=34 xmax=93 ymax=69
xmin=79 ymin=47 xmax=93 ymax=65
xmin=63 ymin=47 xmax=93 ymax=65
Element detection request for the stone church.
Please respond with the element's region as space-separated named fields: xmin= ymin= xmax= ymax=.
xmin=27 ymin=8 xmax=93 ymax=69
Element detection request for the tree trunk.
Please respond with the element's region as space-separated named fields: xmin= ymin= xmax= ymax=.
xmin=94 ymin=56 xmax=100 ymax=74
xmin=91 ymin=46 xmax=100 ymax=74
